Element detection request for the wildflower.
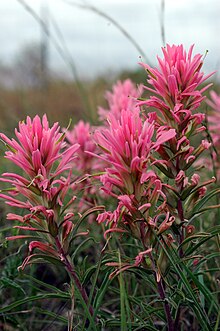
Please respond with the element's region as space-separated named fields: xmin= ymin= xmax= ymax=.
xmin=139 ymin=44 xmax=213 ymax=117
xmin=0 ymin=115 xmax=80 ymax=263
xmin=0 ymin=114 xmax=79 ymax=180
xmin=138 ymin=45 xmax=213 ymax=184
xmin=65 ymin=120 xmax=98 ymax=173
xmin=65 ymin=120 xmax=106 ymax=219
xmin=94 ymin=108 xmax=176 ymax=242
xmin=98 ymin=79 xmax=143 ymax=121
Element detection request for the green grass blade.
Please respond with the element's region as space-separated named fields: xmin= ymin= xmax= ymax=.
xmin=158 ymin=238 xmax=212 ymax=331
xmin=118 ymin=252 xmax=128 ymax=331
xmin=0 ymin=293 xmax=69 ymax=314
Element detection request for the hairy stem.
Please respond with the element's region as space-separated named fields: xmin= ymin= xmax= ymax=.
xmin=157 ymin=279 xmax=175 ymax=331
xmin=177 ymin=198 xmax=185 ymax=258
xmin=148 ymin=251 xmax=174 ymax=331
xmin=55 ymin=236 xmax=94 ymax=317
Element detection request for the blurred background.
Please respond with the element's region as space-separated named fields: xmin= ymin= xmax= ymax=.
xmin=0 ymin=0 xmax=219 ymax=131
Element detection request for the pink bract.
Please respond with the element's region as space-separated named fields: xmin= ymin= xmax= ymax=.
xmin=0 ymin=114 xmax=79 ymax=211
xmin=140 ymin=44 xmax=214 ymax=113
xmin=65 ymin=120 xmax=98 ymax=172
xmin=95 ymin=109 xmax=175 ymax=196
xmin=0 ymin=114 xmax=79 ymax=179
xmin=98 ymin=79 xmax=143 ymax=121
xmin=94 ymin=108 xmax=176 ymax=239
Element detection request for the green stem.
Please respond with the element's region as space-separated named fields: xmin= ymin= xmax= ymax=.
xmin=148 ymin=250 xmax=174 ymax=331
xmin=54 ymin=236 xmax=95 ymax=324
xmin=157 ymin=279 xmax=175 ymax=331
xmin=177 ymin=198 xmax=185 ymax=258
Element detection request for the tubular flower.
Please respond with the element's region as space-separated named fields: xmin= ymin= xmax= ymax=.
xmin=65 ymin=120 xmax=99 ymax=173
xmin=0 ymin=114 xmax=79 ymax=209
xmin=94 ymin=108 xmax=176 ymax=242
xmin=138 ymin=45 xmax=213 ymax=180
xmin=0 ymin=114 xmax=79 ymax=180
xmin=0 ymin=115 xmax=80 ymax=264
xmin=139 ymin=44 xmax=213 ymax=117
xmin=65 ymin=120 xmax=107 ymax=217
xmin=95 ymin=109 xmax=175 ymax=196
xmin=98 ymin=79 xmax=143 ymax=121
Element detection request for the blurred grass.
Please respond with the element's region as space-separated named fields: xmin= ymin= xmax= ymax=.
xmin=0 ymin=67 xmax=218 ymax=134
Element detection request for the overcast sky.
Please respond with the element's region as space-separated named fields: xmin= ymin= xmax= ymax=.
xmin=0 ymin=0 xmax=219 ymax=79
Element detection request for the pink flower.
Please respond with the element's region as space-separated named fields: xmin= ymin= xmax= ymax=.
xmin=0 ymin=114 xmax=79 ymax=179
xmin=138 ymin=45 xmax=214 ymax=179
xmin=98 ymin=79 xmax=143 ymax=121
xmin=0 ymin=115 xmax=81 ymax=254
xmin=65 ymin=120 xmax=107 ymax=218
xmin=95 ymin=109 xmax=175 ymax=196
xmin=65 ymin=120 xmax=98 ymax=173
xmin=94 ymin=109 xmax=176 ymax=240
xmin=140 ymin=44 xmax=213 ymax=114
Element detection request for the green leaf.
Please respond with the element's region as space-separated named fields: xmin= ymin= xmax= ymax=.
xmin=81 ymin=251 xmax=104 ymax=329
xmin=178 ymin=232 xmax=210 ymax=251
xmin=35 ymin=307 xmax=68 ymax=324
xmin=182 ymin=262 xmax=219 ymax=315
xmin=22 ymin=274 xmax=69 ymax=295
xmin=157 ymin=237 xmax=213 ymax=331
xmin=0 ymin=277 xmax=26 ymax=295
xmin=19 ymin=254 xmax=64 ymax=268
xmin=71 ymin=237 xmax=99 ymax=260
xmin=189 ymin=188 xmax=220 ymax=219
xmin=214 ymin=309 xmax=220 ymax=331
xmin=73 ymin=281 xmax=97 ymax=331
xmin=194 ymin=252 xmax=220 ymax=273
xmin=71 ymin=205 xmax=105 ymax=236
xmin=184 ymin=226 xmax=220 ymax=256
xmin=0 ymin=293 xmax=70 ymax=314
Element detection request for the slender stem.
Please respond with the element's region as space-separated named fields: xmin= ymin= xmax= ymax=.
xmin=157 ymin=279 xmax=175 ymax=331
xmin=177 ymin=198 xmax=185 ymax=258
xmin=55 ymin=236 xmax=94 ymax=317
xmin=176 ymin=153 xmax=185 ymax=258
xmin=148 ymin=250 xmax=174 ymax=331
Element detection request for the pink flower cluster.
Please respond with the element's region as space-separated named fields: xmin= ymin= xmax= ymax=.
xmin=94 ymin=108 xmax=176 ymax=243
xmin=140 ymin=44 xmax=213 ymax=115
xmin=138 ymin=45 xmax=213 ymax=193
xmin=65 ymin=120 xmax=106 ymax=217
xmin=65 ymin=120 xmax=98 ymax=173
xmin=98 ymin=79 xmax=143 ymax=121
xmin=0 ymin=115 xmax=80 ymax=266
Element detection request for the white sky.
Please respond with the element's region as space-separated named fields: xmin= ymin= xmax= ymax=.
xmin=0 ymin=0 xmax=219 ymax=79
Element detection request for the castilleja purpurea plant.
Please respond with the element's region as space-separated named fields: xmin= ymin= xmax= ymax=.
xmin=0 ymin=45 xmax=219 ymax=331
xmin=139 ymin=44 xmax=218 ymax=252
xmin=0 ymin=114 xmax=100 ymax=319
xmin=92 ymin=45 xmax=219 ymax=330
